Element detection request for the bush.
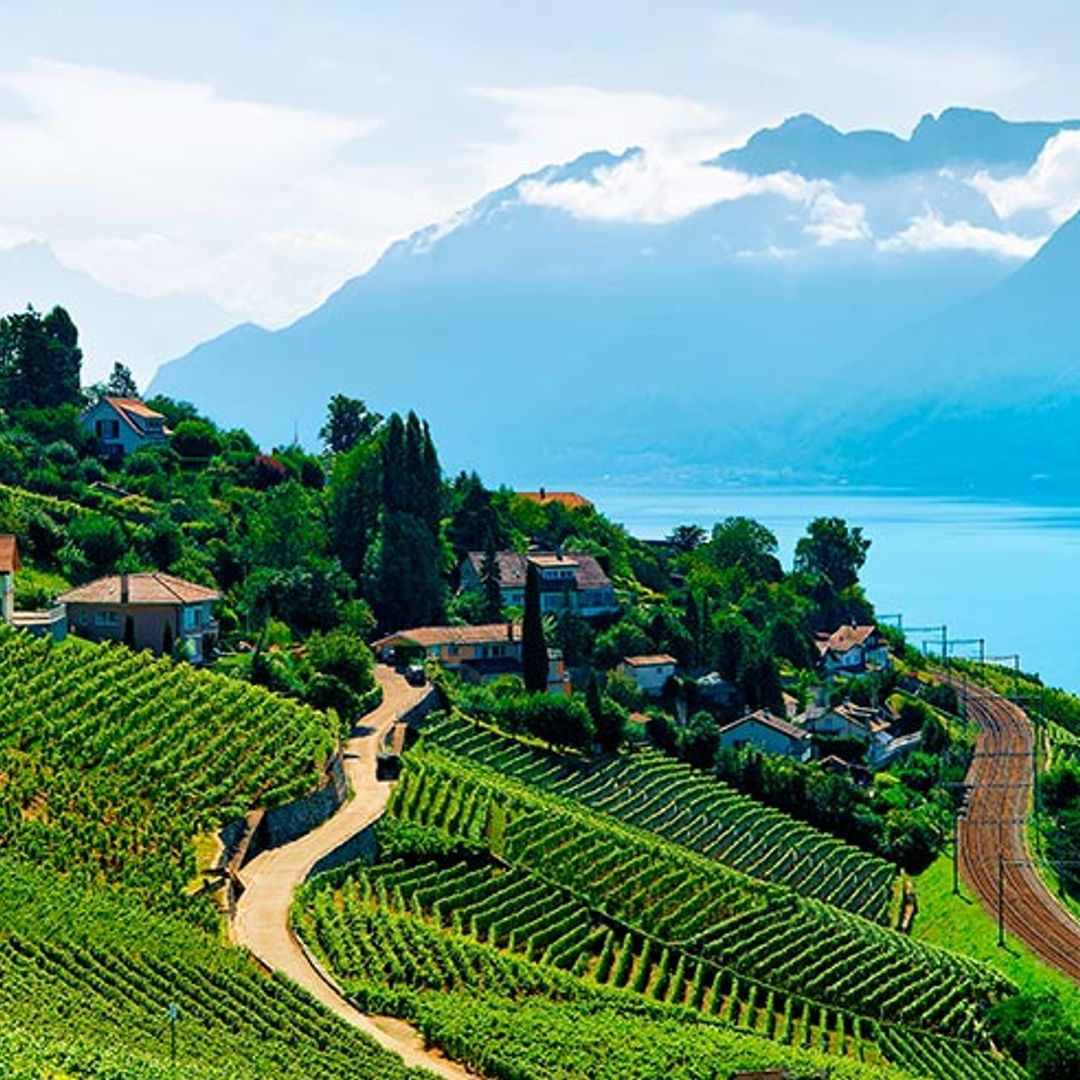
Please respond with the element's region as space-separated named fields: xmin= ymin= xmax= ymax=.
xmin=170 ymin=419 xmax=223 ymax=461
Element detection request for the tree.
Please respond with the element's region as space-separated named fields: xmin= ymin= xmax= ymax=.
xmin=479 ymin=529 xmax=504 ymax=622
xmin=709 ymin=516 xmax=782 ymax=582
xmin=365 ymin=510 xmax=445 ymax=631
xmin=171 ymin=419 xmax=222 ymax=461
xmin=522 ymin=561 xmax=548 ymax=693
xmin=0 ymin=306 xmax=82 ymax=409
xmin=667 ymin=524 xmax=706 ymax=554
xmin=319 ymin=394 xmax=382 ymax=455
xmin=794 ymin=516 xmax=871 ymax=592
xmin=105 ymin=362 xmax=139 ymax=399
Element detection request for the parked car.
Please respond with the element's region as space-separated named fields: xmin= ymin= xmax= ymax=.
xmin=405 ymin=663 xmax=426 ymax=686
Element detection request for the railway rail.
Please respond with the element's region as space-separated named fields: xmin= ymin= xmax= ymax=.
xmin=956 ymin=680 xmax=1080 ymax=980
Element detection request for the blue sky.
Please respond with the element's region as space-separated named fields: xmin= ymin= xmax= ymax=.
xmin=1 ymin=2 xmax=1076 ymax=325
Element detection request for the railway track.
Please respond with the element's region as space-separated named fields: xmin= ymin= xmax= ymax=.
xmin=956 ymin=680 xmax=1080 ymax=980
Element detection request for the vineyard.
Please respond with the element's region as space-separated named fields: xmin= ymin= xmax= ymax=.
xmin=0 ymin=856 xmax=427 ymax=1080
xmin=296 ymin=825 xmax=1023 ymax=1080
xmin=0 ymin=624 xmax=337 ymax=915
xmin=423 ymin=712 xmax=898 ymax=921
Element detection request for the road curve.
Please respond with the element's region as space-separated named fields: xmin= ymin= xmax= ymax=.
xmin=956 ymin=679 xmax=1080 ymax=981
xmin=232 ymin=666 xmax=473 ymax=1079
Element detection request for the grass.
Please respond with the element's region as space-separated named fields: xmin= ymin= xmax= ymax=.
xmin=913 ymin=851 xmax=1080 ymax=1017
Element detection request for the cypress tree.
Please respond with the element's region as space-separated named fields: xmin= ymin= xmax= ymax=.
xmin=522 ymin=561 xmax=548 ymax=693
xmin=480 ymin=529 xmax=503 ymax=622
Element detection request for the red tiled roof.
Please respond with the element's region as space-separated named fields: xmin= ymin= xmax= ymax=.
xmin=517 ymin=491 xmax=593 ymax=511
xmin=59 ymin=572 xmax=220 ymax=606
xmin=718 ymin=708 xmax=810 ymax=743
xmin=107 ymin=397 xmax=164 ymax=421
xmin=819 ymin=624 xmax=878 ymax=655
xmin=464 ymin=550 xmax=612 ymax=591
xmin=622 ymin=654 xmax=677 ymax=668
xmin=0 ymin=534 xmax=19 ymax=574
xmin=372 ymin=623 xmax=522 ymax=649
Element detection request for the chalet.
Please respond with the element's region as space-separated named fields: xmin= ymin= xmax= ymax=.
xmin=619 ymin=654 xmax=677 ymax=696
xmin=716 ymin=709 xmax=812 ymax=762
xmin=803 ymin=700 xmax=890 ymax=742
xmin=0 ymin=535 xmax=67 ymax=640
xmin=81 ymin=396 xmax=169 ymax=460
xmin=459 ymin=550 xmax=617 ymax=618
xmin=816 ymin=623 xmax=890 ymax=675
xmin=59 ymin=572 xmax=219 ymax=662
xmin=371 ymin=623 xmax=569 ymax=694
xmin=516 ymin=489 xmax=594 ymax=512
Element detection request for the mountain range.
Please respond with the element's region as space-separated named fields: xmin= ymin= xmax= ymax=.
xmin=148 ymin=107 xmax=1080 ymax=495
xmin=0 ymin=242 xmax=234 ymax=389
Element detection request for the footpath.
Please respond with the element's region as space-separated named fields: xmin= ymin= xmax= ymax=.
xmin=232 ymin=666 xmax=473 ymax=1079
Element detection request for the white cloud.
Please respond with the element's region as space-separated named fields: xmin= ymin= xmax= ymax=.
xmin=470 ymin=84 xmax=734 ymax=189
xmin=712 ymin=14 xmax=1032 ymax=130
xmin=805 ymin=190 xmax=871 ymax=246
xmin=877 ymin=208 xmax=1044 ymax=259
xmin=516 ymin=150 xmax=870 ymax=247
xmin=970 ymin=131 xmax=1080 ymax=225
xmin=0 ymin=60 xmax=451 ymax=326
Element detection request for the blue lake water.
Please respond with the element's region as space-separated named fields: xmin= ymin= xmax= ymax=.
xmin=589 ymin=486 xmax=1080 ymax=693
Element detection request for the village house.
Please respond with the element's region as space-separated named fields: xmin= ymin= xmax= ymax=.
xmin=0 ymin=535 xmax=67 ymax=640
xmin=716 ymin=709 xmax=813 ymax=762
xmin=803 ymin=699 xmax=918 ymax=768
xmin=371 ymin=622 xmax=570 ymax=694
xmin=459 ymin=549 xmax=618 ymax=618
xmin=619 ymin=653 xmax=677 ymax=696
xmin=80 ymin=396 xmax=169 ymax=460
xmin=59 ymin=572 xmax=219 ymax=662
xmin=816 ymin=623 xmax=890 ymax=675
xmin=516 ymin=489 xmax=594 ymax=512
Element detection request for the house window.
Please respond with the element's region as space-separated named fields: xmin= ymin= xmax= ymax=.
xmin=94 ymin=611 xmax=120 ymax=627
xmin=183 ymin=606 xmax=202 ymax=630
xmin=95 ymin=419 xmax=120 ymax=440
xmin=448 ymin=644 xmax=459 ymax=657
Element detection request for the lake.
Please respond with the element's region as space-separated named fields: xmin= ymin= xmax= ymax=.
xmin=589 ymin=486 xmax=1080 ymax=693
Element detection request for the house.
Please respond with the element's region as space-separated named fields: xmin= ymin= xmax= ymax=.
xmin=619 ymin=654 xmax=677 ymax=696
xmin=696 ymin=671 xmax=741 ymax=710
xmin=0 ymin=535 xmax=67 ymax=640
xmin=803 ymin=700 xmax=891 ymax=742
xmin=716 ymin=709 xmax=813 ymax=762
xmin=371 ymin=622 xmax=570 ymax=694
xmin=59 ymin=572 xmax=219 ymax=662
xmin=81 ymin=396 xmax=169 ymax=460
xmin=816 ymin=623 xmax=890 ymax=675
xmin=459 ymin=550 xmax=618 ymax=618
xmin=516 ymin=489 xmax=594 ymax=512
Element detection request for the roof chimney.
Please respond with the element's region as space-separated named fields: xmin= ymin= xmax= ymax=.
xmin=120 ymin=573 xmax=130 ymax=605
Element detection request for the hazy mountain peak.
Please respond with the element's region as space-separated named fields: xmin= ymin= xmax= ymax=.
xmin=720 ymin=106 xmax=1080 ymax=180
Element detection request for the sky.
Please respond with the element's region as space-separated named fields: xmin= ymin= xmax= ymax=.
xmin=1 ymin=1 xmax=1079 ymax=330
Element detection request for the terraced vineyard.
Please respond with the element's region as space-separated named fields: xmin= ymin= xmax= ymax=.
xmin=297 ymin=831 xmax=1023 ymax=1080
xmin=387 ymin=747 xmax=1012 ymax=1042
xmin=424 ymin=712 xmax=897 ymax=921
xmin=0 ymin=857 xmax=427 ymax=1080
xmin=0 ymin=625 xmax=337 ymax=916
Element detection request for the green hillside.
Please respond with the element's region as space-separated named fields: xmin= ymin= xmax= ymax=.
xmin=294 ymin=719 xmax=1024 ymax=1080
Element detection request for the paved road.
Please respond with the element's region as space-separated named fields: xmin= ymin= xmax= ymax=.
xmin=232 ymin=667 xmax=472 ymax=1079
xmin=957 ymin=679 xmax=1080 ymax=980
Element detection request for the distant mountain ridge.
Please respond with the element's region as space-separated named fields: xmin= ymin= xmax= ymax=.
xmin=150 ymin=107 xmax=1080 ymax=496
xmin=717 ymin=107 xmax=1080 ymax=179
xmin=0 ymin=242 xmax=236 ymax=387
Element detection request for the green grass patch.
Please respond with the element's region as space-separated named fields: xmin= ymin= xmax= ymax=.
xmin=913 ymin=852 xmax=1080 ymax=1017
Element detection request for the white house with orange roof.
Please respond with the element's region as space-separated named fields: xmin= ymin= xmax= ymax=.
xmin=816 ymin=623 xmax=890 ymax=675
xmin=81 ymin=396 xmax=169 ymax=459
xmin=619 ymin=653 xmax=678 ymax=696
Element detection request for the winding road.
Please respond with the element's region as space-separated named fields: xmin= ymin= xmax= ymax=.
xmin=231 ymin=666 xmax=473 ymax=1079
xmin=957 ymin=679 xmax=1080 ymax=980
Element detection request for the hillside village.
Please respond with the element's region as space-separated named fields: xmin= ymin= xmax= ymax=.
xmin=3 ymin=304 xmax=1080 ymax=1080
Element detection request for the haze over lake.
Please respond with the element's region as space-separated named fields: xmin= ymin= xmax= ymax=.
xmin=593 ymin=486 xmax=1080 ymax=693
